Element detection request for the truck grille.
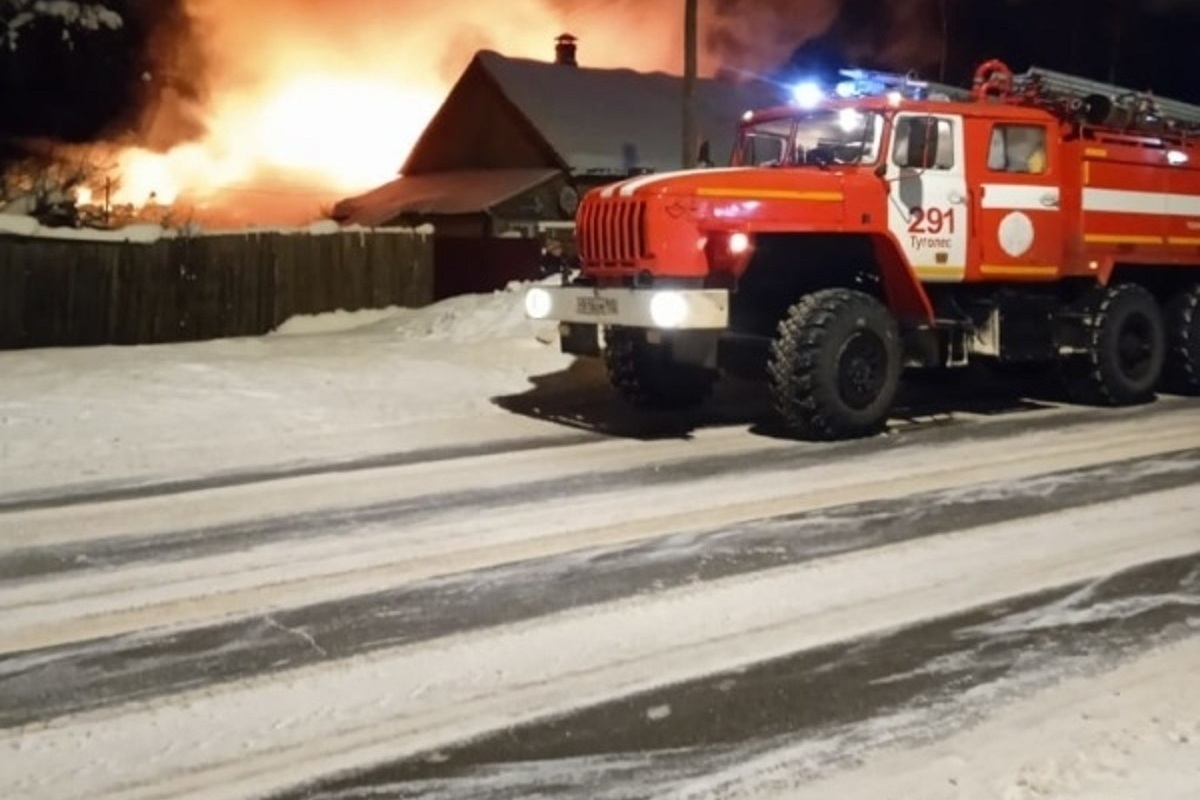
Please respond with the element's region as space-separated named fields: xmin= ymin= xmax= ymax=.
xmin=577 ymin=199 xmax=647 ymax=266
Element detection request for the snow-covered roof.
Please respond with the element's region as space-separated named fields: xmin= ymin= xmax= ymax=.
xmin=333 ymin=169 xmax=558 ymax=227
xmin=473 ymin=50 xmax=786 ymax=174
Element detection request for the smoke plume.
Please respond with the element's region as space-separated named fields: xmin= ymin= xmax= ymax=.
xmin=3 ymin=0 xmax=1001 ymax=222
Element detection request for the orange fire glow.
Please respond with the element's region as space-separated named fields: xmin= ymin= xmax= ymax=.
xmin=110 ymin=0 xmax=703 ymax=225
xmin=105 ymin=1 xmax=858 ymax=227
xmin=113 ymin=76 xmax=442 ymax=209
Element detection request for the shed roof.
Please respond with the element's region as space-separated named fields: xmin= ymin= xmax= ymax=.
xmin=332 ymin=169 xmax=558 ymax=227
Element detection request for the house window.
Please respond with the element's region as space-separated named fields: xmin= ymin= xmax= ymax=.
xmin=988 ymin=125 xmax=1047 ymax=174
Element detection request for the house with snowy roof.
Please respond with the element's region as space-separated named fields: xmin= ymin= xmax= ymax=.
xmin=332 ymin=37 xmax=784 ymax=296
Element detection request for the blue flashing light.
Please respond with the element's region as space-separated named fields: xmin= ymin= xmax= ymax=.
xmin=835 ymin=68 xmax=931 ymax=101
xmin=791 ymin=81 xmax=824 ymax=109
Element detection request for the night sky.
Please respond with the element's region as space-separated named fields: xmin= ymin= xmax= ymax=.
xmin=0 ymin=0 xmax=1197 ymax=167
xmin=782 ymin=0 xmax=1200 ymax=103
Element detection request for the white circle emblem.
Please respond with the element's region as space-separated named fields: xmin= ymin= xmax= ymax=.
xmin=998 ymin=212 xmax=1035 ymax=257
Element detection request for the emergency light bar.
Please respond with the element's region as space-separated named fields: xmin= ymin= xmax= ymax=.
xmin=790 ymin=69 xmax=955 ymax=108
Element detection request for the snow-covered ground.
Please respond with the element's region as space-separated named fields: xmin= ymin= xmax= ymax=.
xmin=0 ymin=281 xmax=575 ymax=496
xmin=1 ymin=284 xmax=1198 ymax=800
xmin=774 ymin=635 xmax=1200 ymax=800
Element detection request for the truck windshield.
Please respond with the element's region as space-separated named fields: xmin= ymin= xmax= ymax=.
xmin=736 ymin=109 xmax=884 ymax=167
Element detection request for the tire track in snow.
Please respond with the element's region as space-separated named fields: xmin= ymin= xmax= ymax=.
xmin=2 ymin=485 xmax=1198 ymax=800
xmin=1 ymin=449 xmax=1198 ymax=729
xmin=0 ymin=431 xmax=603 ymax=514
xmin=0 ymin=396 xmax=1131 ymax=581
xmin=287 ymin=553 xmax=1200 ymax=800
xmin=2 ymin=407 xmax=1200 ymax=657
xmin=1 ymin=398 xmax=1184 ymax=554
xmin=3 ymin=409 xmax=1199 ymax=655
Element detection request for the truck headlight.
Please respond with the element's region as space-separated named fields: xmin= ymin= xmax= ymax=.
xmin=524 ymin=287 xmax=553 ymax=319
xmin=650 ymin=291 xmax=688 ymax=328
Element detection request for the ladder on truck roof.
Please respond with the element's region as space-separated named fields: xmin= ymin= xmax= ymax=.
xmin=1016 ymin=65 xmax=1200 ymax=133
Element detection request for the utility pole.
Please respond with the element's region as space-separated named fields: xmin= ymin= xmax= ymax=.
xmin=938 ymin=0 xmax=949 ymax=83
xmin=1108 ymin=0 xmax=1122 ymax=84
xmin=682 ymin=0 xmax=698 ymax=169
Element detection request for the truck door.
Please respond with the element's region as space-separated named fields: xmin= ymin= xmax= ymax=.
xmin=886 ymin=113 xmax=969 ymax=283
xmin=973 ymin=123 xmax=1063 ymax=280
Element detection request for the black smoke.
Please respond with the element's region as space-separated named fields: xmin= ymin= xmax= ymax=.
xmin=0 ymin=0 xmax=203 ymax=162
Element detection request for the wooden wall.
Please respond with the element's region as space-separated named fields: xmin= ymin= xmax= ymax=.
xmin=434 ymin=236 xmax=541 ymax=300
xmin=0 ymin=230 xmax=433 ymax=350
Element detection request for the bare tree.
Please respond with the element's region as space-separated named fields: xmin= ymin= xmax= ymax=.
xmin=0 ymin=147 xmax=117 ymax=227
xmin=2 ymin=0 xmax=123 ymax=50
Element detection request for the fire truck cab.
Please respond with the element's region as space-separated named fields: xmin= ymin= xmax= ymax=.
xmin=525 ymin=61 xmax=1200 ymax=440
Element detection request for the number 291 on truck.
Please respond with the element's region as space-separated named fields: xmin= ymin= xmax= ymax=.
xmin=525 ymin=60 xmax=1200 ymax=440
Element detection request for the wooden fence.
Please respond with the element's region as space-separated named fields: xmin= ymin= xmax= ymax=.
xmin=0 ymin=229 xmax=433 ymax=349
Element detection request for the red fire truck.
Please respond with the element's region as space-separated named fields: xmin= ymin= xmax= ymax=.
xmin=524 ymin=61 xmax=1200 ymax=440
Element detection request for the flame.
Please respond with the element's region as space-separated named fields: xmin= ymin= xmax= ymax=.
xmin=113 ymin=76 xmax=441 ymax=209
xmin=108 ymin=0 xmax=839 ymax=226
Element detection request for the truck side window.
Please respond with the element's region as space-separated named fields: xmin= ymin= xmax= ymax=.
xmin=989 ymin=125 xmax=1047 ymax=174
xmin=740 ymin=133 xmax=786 ymax=167
xmin=892 ymin=117 xmax=955 ymax=170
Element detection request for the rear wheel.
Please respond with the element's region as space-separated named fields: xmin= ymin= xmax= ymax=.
xmin=604 ymin=327 xmax=716 ymax=410
xmin=1060 ymin=283 xmax=1165 ymax=406
xmin=768 ymin=289 xmax=901 ymax=440
xmin=1160 ymin=284 xmax=1200 ymax=395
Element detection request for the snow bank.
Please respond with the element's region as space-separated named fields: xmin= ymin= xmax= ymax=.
xmin=385 ymin=281 xmax=552 ymax=344
xmin=271 ymin=307 xmax=405 ymax=336
xmin=0 ymin=214 xmax=433 ymax=243
xmin=0 ymin=214 xmax=38 ymax=237
xmin=305 ymin=221 xmax=433 ymax=237
xmin=0 ymin=282 xmax=575 ymax=494
xmin=273 ymin=280 xmax=558 ymax=344
xmin=0 ymin=214 xmax=167 ymax=243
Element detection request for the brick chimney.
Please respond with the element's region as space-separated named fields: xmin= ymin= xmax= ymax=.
xmin=555 ymin=33 xmax=578 ymax=67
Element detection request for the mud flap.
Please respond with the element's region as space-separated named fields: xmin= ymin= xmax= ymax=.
xmin=559 ymin=322 xmax=601 ymax=357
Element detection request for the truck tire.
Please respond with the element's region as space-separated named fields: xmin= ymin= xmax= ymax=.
xmin=1060 ymin=283 xmax=1165 ymax=406
xmin=1160 ymin=284 xmax=1200 ymax=395
xmin=604 ymin=327 xmax=716 ymax=410
xmin=768 ymin=289 xmax=901 ymax=440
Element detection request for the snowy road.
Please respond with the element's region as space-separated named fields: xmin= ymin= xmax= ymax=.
xmin=1 ymin=290 xmax=1198 ymax=799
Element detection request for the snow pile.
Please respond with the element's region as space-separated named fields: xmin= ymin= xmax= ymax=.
xmin=0 ymin=213 xmax=433 ymax=243
xmin=0 ymin=214 xmax=38 ymax=237
xmin=273 ymin=280 xmax=558 ymax=345
xmin=270 ymin=307 xmax=405 ymax=337
xmin=304 ymin=219 xmax=342 ymax=235
xmin=0 ymin=283 xmax=577 ymax=494
xmin=0 ymin=213 xmax=167 ymax=243
xmin=387 ymin=281 xmax=551 ymax=344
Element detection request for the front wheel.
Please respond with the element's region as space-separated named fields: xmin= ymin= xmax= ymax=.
xmin=768 ymin=289 xmax=901 ymax=441
xmin=604 ymin=327 xmax=716 ymax=410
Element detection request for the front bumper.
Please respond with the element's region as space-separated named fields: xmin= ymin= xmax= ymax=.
xmin=524 ymin=286 xmax=730 ymax=330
